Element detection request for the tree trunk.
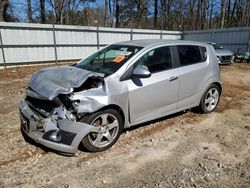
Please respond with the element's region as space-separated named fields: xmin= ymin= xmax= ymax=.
xmin=241 ymin=0 xmax=250 ymax=26
xmin=27 ymin=0 xmax=32 ymax=22
xmin=226 ymin=0 xmax=230 ymax=27
xmin=202 ymin=0 xmax=207 ymax=29
xmin=188 ymin=0 xmax=195 ymax=30
xmin=40 ymin=0 xmax=46 ymax=23
xmin=230 ymin=0 xmax=237 ymax=26
xmin=115 ymin=0 xmax=120 ymax=28
xmin=84 ymin=9 xmax=89 ymax=25
xmin=104 ymin=0 xmax=108 ymax=27
xmin=0 ymin=0 xmax=8 ymax=22
xmin=108 ymin=0 xmax=113 ymax=26
xmin=195 ymin=0 xmax=201 ymax=30
xmin=208 ymin=0 xmax=214 ymax=29
xmin=165 ymin=0 xmax=172 ymax=30
xmin=60 ymin=9 xmax=63 ymax=24
xmin=65 ymin=0 xmax=70 ymax=24
xmin=135 ymin=0 xmax=145 ymax=28
xmin=154 ymin=0 xmax=158 ymax=29
xmin=220 ymin=0 xmax=226 ymax=29
xmin=160 ymin=0 xmax=166 ymax=30
xmin=54 ymin=0 xmax=64 ymax=24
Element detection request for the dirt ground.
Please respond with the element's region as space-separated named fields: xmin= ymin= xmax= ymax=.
xmin=0 ymin=62 xmax=249 ymax=188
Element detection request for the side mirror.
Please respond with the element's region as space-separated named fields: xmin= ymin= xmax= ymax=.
xmin=132 ymin=66 xmax=151 ymax=79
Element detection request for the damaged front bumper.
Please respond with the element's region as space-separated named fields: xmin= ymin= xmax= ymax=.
xmin=19 ymin=98 xmax=98 ymax=154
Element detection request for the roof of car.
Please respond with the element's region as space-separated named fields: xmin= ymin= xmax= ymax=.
xmin=114 ymin=39 xmax=208 ymax=48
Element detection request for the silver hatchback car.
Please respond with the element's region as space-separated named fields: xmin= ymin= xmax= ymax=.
xmin=19 ymin=40 xmax=222 ymax=154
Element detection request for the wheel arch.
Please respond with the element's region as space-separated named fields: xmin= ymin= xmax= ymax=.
xmin=98 ymin=104 xmax=125 ymax=128
xmin=211 ymin=82 xmax=222 ymax=94
xmin=197 ymin=81 xmax=222 ymax=107
xmin=196 ymin=82 xmax=222 ymax=113
xmin=79 ymin=104 xmax=125 ymax=152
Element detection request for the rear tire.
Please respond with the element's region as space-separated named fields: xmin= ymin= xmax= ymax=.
xmin=80 ymin=109 xmax=123 ymax=152
xmin=197 ymin=84 xmax=221 ymax=114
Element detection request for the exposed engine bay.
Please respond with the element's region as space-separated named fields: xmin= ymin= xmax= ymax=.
xmin=26 ymin=75 xmax=103 ymax=121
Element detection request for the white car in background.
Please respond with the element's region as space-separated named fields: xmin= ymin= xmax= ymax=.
xmin=208 ymin=42 xmax=234 ymax=64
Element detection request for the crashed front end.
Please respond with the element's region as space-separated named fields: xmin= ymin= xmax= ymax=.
xmin=19 ymin=66 xmax=105 ymax=154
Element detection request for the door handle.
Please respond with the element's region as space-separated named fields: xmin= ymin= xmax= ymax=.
xmin=169 ymin=76 xmax=178 ymax=82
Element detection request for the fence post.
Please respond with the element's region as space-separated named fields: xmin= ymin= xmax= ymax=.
xmin=0 ymin=29 xmax=6 ymax=69
xmin=247 ymin=30 xmax=250 ymax=51
xmin=96 ymin=26 xmax=100 ymax=50
xmin=52 ymin=23 xmax=58 ymax=64
xmin=211 ymin=29 xmax=215 ymax=42
xmin=180 ymin=31 xmax=184 ymax=40
xmin=130 ymin=29 xmax=133 ymax=40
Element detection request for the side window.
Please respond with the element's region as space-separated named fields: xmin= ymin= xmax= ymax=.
xmin=177 ymin=45 xmax=207 ymax=66
xmin=135 ymin=46 xmax=172 ymax=73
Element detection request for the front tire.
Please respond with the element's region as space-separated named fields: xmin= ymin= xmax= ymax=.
xmin=198 ymin=84 xmax=221 ymax=114
xmin=80 ymin=109 xmax=123 ymax=152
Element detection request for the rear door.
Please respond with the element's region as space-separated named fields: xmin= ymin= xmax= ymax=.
xmin=175 ymin=45 xmax=210 ymax=110
xmin=126 ymin=46 xmax=179 ymax=124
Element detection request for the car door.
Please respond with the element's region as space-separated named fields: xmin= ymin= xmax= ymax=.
xmin=125 ymin=46 xmax=179 ymax=124
xmin=175 ymin=45 xmax=210 ymax=110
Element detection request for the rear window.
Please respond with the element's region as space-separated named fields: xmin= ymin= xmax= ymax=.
xmin=177 ymin=45 xmax=207 ymax=66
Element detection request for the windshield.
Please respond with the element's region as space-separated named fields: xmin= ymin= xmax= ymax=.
xmin=76 ymin=45 xmax=143 ymax=76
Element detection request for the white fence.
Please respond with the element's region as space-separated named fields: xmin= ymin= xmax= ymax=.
xmin=183 ymin=27 xmax=250 ymax=54
xmin=0 ymin=22 xmax=249 ymax=67
xmin=0 ymin=22 xmax=181 ymax=66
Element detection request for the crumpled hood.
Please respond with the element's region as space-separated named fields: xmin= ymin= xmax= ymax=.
xmin=28 ymin=65 xmax=104 ymax=101
xmin=215 ymin=49 xmax=234 ymax=56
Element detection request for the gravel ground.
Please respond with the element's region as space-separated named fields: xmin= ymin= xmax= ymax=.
xmin=0 ymin=62 xmax=249 ymax=188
